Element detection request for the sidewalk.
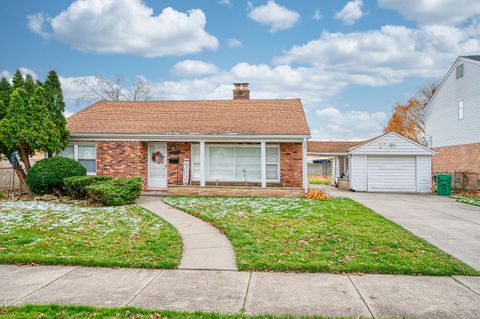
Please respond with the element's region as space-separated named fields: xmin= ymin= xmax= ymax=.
xmin=137 ymin=197 xmax=237 ymax=271
xmin=2 ymin=265 xmax=479 ymax=318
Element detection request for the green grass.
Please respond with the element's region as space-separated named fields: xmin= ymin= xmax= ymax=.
xmin=0 ymin=201 xmax=182 ymax=269
xmin=0 ymin=305 xmax=350 ymax=319
xmin=164 ymin=196 xmax=478 ymax=276
xmin=453 ymin=195 xmax=480 ymax=206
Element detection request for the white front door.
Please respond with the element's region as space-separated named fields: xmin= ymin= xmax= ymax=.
xmin=148 ymin=143 xmax=167 ymax=189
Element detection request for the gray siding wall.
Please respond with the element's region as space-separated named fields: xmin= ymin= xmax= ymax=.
xmin=350 ymin=154 xmax=366 ymax=191
xmin=425 ymin=59 xmax=480 ymax=148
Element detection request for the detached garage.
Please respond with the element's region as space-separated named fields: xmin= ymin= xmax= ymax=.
xmin=349 ymin=132 xmax=434 ymax=193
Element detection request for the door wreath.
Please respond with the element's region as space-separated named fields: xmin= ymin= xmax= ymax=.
xmin=151 ymin=151 xmax=164 ymax=164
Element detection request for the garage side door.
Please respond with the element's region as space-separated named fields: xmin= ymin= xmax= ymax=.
xmin=367 ymin=156 xmax=416 ymax=192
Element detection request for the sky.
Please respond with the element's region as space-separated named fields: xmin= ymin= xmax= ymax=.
xmin=1 ymin=0 xmax=479 ymax=140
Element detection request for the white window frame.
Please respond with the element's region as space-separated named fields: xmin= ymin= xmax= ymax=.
xmin=458 ymin=100 xmax=464 ymax=120
xmin=191 ymin=144 xmax=280 ymax=183
xmin=60 ymin=143 xmax=97 ymax=176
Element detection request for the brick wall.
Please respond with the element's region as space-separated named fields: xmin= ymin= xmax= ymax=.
xmin=432 ymin=143 xmax=480 ymax=189
xmin=280 ymin=142 xmax=303 ymax=187
xmin=96 ymin=141 xmax=147 ymax=189
xmin=166 ymin=142 xmax=191 ymax=185
xmin=93 ymin=141 xmax=304 ymax=190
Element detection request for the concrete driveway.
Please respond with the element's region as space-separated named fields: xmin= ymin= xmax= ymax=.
xmin=318 ymin=186 xmax=480 ymax=271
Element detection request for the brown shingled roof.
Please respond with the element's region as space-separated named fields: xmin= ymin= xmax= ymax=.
xmin=307 ymin=140 xmax=368 ymax=154
xmin=67 ymin=99 xmax=310 ymax=136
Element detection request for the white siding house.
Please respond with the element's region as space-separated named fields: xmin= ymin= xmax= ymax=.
xmin=348 ymin=133 xmax=434 ymax=193
xmin=307 ymin=133 xmax=434 ymax=193
xmin=425 ymin=56 xmax=480 ymax=148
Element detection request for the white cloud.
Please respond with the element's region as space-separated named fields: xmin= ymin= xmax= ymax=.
xmin=0 ymin=71 xmax=10 ymax=79
xmin=275 ymin=23 xmax=480 ymax=85
xmin=226 ymin=38 xmax=242 ymax=48
xmin=63 ymin=110 xmax=75 ymax=118
xmin=170 ymin=60 xmax=220 ymax=77
xmin=379 ymin=0 xmax=480 ymax=25
xmin=26 ymin=12 xmax=49 ymax=37
xmin=27 ymin=0 xmax=218 ymax=57
xmin=218 ymin=0 xmax=232 ymax=6
xmin=0 ymin=68 xmax=38 ymax=81
xmin=313 ymin=107 xmax=387 ymax=140
xmin=312 ymin=9 xmax=322 ymax=21
xmin=248 ymin=1 xmax=300 ymax=33
xmin=335 ymin=0 xmax=363 ymax=25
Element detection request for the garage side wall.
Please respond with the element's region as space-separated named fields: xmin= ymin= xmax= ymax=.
xmin=350 ymin=154 xmax=366 ymax=191
xmin=416 ymin=155 xmax=432 ymax=193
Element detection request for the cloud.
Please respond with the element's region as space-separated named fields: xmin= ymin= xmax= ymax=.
xmin=335 ymin=0 xmax=363 ymax=25
xmin=218 ymin=0 xmax=232 ymax=6
xmin=170 ymin=60 xmax=220 ymax=77
xmin=313 ymin=107 xmax=387 ymax=140
xmin=275 ymin=23 xmax=480 ymax=85
xmin=226 ymin=38 xmax=242 ymax=48
xmin=248 ymin=1 xmax=300 ymax=33
xmin=0 ymin=70 xmax=10 ymax=79
xmin=0 ymin=68 xmax=38 ymax=81
xmin=312 ymin=9 xmax=322 ymax=21
xmin=27 ymin=0 xmax=218 ymax=57
xmin=379 ymin=0 xmax=480 ymax=25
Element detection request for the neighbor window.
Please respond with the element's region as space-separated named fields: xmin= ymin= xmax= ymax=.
xmin=456 ymin=64 xmax=464 ymax=79
xmin=58 ymin=144 xmax=96 ymax=175
xmin=458 ymin=100 xmax=464 ymax=120
xmin=191 ymin=144 xmax=280 ymax=182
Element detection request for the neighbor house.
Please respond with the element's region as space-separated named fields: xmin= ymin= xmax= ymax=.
xmin=425 ymin=55 xmax=480 ymax=190
xmin=64 ymin=83 xmax=311 ymax=196
xmin=308 ymin=132 xmax=434 ymax=193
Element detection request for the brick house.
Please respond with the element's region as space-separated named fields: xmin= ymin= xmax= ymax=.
xmin=64 ymin=83 xmax=311 ymax=195
xmin=425 ymin=56 xmax=480 ymax=190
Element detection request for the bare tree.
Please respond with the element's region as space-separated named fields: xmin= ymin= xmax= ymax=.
xmin=416 ymin=80 xmax=440 ymax=108
xmin=73 ymin=75 xmax=154 ymax=103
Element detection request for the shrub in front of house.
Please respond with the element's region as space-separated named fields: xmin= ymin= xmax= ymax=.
xmin=26 ymin=157 xmax=86 ymax=195
xmin=0 ymin=190 xmax=5 ymax=199
xmin=85 ymin=177 xmax=142 ymax=206
xmin=64 ymin=175 xmax=112 ymax=199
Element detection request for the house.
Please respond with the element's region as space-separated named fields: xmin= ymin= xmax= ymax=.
xmin=64 ymin=83 xmax=311 ymax=196
xmin=308 ymin=132 xmax=434 ymax=193
xmin=425 ymin=55 xmax=480 ymax=190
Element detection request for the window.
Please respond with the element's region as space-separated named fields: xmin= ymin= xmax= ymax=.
xmin=458 ymin=100 xmax=464 ymax=120
xmin=191 ymin=144 xmax=280 ymax=182
xmin=58 ymin=144 xmax=96 ymax=175
xmin=78 ymin=146 xmax=96 ymax=174
xmin=456 ymin=64 xmax=464 ymax=79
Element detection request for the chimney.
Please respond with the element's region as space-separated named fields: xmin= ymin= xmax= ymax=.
xmin=233 ymin=83 xmax=250 ymax=100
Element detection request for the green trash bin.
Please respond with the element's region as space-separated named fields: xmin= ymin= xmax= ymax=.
xmin=436 ymin=174 xmax=452 ymax=196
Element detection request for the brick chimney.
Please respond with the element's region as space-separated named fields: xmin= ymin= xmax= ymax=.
xmin=233 ymin=83 xmax=250 ymax=100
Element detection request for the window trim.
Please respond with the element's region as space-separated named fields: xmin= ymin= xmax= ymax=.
xmin=60 ymin=143 xmax=97 ymax=176
xmin=191 ymin=143 xmax=280 ymax=183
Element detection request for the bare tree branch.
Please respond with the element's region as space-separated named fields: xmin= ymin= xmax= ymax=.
xmin=73 ymin=75 xmax=153 ymax=103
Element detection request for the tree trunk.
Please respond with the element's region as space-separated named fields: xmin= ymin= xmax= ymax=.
xmin=19 ymin=145 xmax=31 ymax=171
xmin=13 ymin=163 xmax=28 ymax=190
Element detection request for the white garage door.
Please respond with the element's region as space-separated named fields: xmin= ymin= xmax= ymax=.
xmin=367 ymin=156 xmax=416 ymax=192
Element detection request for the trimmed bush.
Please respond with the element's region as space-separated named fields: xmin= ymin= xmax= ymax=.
xmin=26 ymin=157 xmax=86 ymax=195
xmin=86 ymin=177 xmax=142 ymax=206
xmin=0 ymin=190 xmax=5 ymax=199
xmin=64 ymin=175 xmax=112 ymax=199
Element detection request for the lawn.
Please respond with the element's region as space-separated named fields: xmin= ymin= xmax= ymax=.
xmin=0 ymin=201 xmax=182 ymax=269
xmin=0 ymin=305 xmax=347 ymax=319
xmin=164 ymin=196 xmax=478 ymax=275
xmin=453 ymin=194 xmax=480 ymax=206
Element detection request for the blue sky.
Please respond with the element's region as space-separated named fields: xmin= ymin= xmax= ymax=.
xmin=1 ymin=0 xmax=479 ymax=140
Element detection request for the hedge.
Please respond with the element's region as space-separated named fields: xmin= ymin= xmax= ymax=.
xmin=64 ymin=175 xmax=112 ymax=199
xmin=26 ymin=157 xmax=86 ymax=195
xmin=86 ymin=177 xmax=142 ymax=206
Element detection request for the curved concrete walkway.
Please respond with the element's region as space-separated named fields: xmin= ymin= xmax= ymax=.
xmin=137 ymin=196 xmax=237 ymax=271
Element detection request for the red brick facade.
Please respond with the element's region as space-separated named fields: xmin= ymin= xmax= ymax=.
xmin=96 ymin=141 xmax=148 ymax=189
xmin=91 ymin=141 xmax=304 ymax=190
xmin=279 ymin=142 xmax=303 ymax=187
xmin=432 ymin=143 xmax=480 ymax=190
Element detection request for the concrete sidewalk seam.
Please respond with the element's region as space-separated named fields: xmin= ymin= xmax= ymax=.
xmin=432 ymin=208 xmax=480 ymax=226
xmin=184 ymin=245 xmax=232 ymax=250
xmin=347 ymin=275 xmax=375 ymax=319
xmin=126 ymin=270 xmax=163 ymax=306
xmin=12 ymin=266 xmax=79 ymax=306
xmin=241 ymin=272 xmax=253 ymax=311
xmin=451 ymin=276 xmax=480 ymax=296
